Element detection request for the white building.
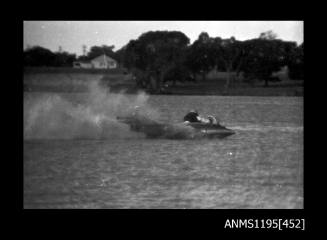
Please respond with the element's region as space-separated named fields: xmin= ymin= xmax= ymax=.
xmin=73 ymin=54 xmax=118 ymax=69
xmin=91 ymin=54 xmax=117 ymax=69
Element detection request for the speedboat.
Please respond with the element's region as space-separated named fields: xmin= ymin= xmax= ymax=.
xmin=116 ymin=114 xmax=235 ymax=139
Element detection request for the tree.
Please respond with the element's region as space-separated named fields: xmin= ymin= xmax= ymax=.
xmin=53 ymin=51 xmax=77 ymax=67
xmin=184 ymin=32 xmax=216 ymax=81
xmin=259 ymin=30 xmax=278 ymax=40
xmin=114 ymin=45 xmax=127 ymax=67
xmin=212 ymin=37 xmax=245 ymax=89
xmin=24 ymin=46 xmax=56 ymax=66
xmin=240 ymin=36 xmax=295 ymax=87
xmin=87 ymin=45 xmax=116 ymax=59
xmin=77 ymin=55 xmax=89 ymax=61
xmin=24 ymin=46 xmax=77 ymax=67
xmin=184 ymin=34 xmax=246 ymax=90
xmin=163 ymin=64 xmax=193 ymax=86
xmin=287 ymin=42 xmax=304 ymax=80
xmin=122 ymin=31 xmax=190 ymax=92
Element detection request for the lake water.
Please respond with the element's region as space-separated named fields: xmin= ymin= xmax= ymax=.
xmin=24 ymin=91 xmax=303 ymax=209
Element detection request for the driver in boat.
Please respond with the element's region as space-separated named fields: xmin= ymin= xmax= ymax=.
xmin=207 ymin=115 xmax=218 ymax=124
xmin=183 ymin=110 xmax=218 ymax=124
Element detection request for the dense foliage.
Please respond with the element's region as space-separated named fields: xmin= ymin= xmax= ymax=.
xmin=122 ymin=31 xmax=190 ymax=89
xmin=24 ymin=46 xmax=76 ymax=67
xmin=239 ymin=38 xmax=298 ymax=86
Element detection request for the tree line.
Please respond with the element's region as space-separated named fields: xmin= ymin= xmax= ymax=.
xmin=24 ymin=30 xmax=303 ymax=90
xmin=118 ymin=30 xmax=303 ymax=90
xmin=24 ymin=44 xmax=118 ymax=67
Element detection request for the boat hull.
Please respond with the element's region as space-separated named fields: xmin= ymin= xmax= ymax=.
xmin=117 ymin=116 xmax=235 ymax=139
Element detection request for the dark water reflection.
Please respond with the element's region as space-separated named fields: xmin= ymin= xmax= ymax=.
xmin=24 ymin=95 xmax=303 ymax=208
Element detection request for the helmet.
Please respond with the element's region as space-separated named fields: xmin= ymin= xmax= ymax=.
xmin=190 ymin=109 xmax=198 ymax=114
xmin=207 ymin=115 xmax=217 ymax=124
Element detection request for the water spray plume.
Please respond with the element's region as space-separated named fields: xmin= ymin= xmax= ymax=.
xmin=24 ymin=81 xmax=158 ymax=140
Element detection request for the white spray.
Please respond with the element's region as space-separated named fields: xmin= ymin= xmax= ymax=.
xmin=24 ymin=81 xmax=160 ymax=140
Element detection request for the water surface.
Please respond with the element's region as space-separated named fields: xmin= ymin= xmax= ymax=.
xmin=24 ymin=94 xmax=303 ymax=208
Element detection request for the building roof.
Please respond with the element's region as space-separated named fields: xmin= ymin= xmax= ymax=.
xmin=91 ymin=54 xmax=117 ymax=63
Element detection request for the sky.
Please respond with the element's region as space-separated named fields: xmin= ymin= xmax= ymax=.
xmin=23 ymin=21 xmax=303 ymax=56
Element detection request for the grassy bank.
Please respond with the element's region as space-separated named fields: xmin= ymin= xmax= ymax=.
xmin=164 ymin=78 xmax=303 ymax=96
xmin=24 ymin=67 xmax=137 ymax=93
xmin=23 ymin=67 xmax=303 ymax=96
xmin=24 ymin=67 xmax=128 ymax=74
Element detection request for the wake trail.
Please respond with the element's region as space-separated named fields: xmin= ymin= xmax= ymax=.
xmin=230 ymin=125 xmax=303 ymax=133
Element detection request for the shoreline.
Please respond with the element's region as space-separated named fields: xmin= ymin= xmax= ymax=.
xmin=23 ymin=88 xmax=304 ymax=97
xmin=23 ymin=68 xmax=303 ymax=97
